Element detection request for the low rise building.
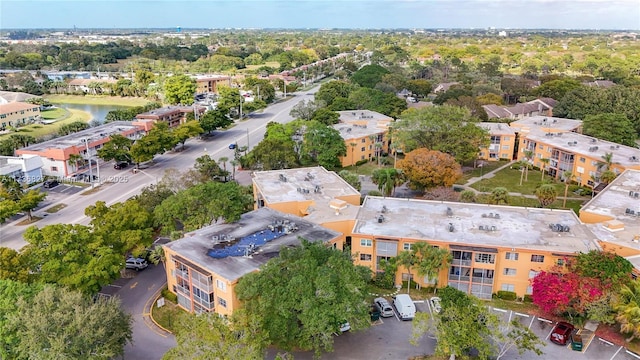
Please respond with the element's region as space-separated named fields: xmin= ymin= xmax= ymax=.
xmin=483 ymin=98 xmax=557 ymax=121
xmin=194 ymin=75 xmax=231 ymax=95
xmin=0 ymin=102 xmax=41 ymax=129
xmin=477 ymin=122 xmax=516 ymax=161
xmin=0 ymin=154 xmax=44 ymax=184
xmin=162 ymin=207 xmax=341 ymax=315
xmin=135 ymin=105 xmax=205 ymax=128
xmin=16 ymin=121 xmax=148 ymax=177
xmin=334 ymin=110 xmax=393 ymax=167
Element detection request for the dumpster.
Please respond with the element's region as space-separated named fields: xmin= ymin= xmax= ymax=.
xmin=370 ymin=305 xmax=381 ymax=321
xmin=571 ymin=333 xmax=583 ymax=351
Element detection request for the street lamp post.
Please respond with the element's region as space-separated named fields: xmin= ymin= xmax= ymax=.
xmin=83 ymin=138 xmax=94 ymax=189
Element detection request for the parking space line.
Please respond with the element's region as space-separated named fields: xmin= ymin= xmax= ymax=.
xmin=627 ymin=350 xmax=640 ymax=359
xmin=514 ymin=312 xmax=529 ymax=317
xmin=528 ymin=315 xmax=536 ymax=329
xmin=507 ymin=310 xmax=513 ymax=323
xmin=608 ymin=346 xmax=623 ymax=360
xmin=600 ymin=338 xmax=614 ymax=346
xmin=545 ymin=322 xmax=556 ymax=340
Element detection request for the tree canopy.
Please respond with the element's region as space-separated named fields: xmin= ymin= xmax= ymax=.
xmin=393 ymin=105 xmax=489 ymax=163
xmin=582 ymin=113 xmax=637 ymax=147
xmin=163 ymin=74 xmax=196 ymax=105
xmin=398 ymin=149 xmax=462 ymax=191
xmin=301 ymin=121 xmax=346 ymax=168
xmin=350 ymin=64 xmax=390 ymax=88
xmin=236 ymin=240 xmax=371 ymax=356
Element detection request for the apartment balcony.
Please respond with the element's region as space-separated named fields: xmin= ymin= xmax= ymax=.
xmin=452 ymin=259 xmax=472 ymax=266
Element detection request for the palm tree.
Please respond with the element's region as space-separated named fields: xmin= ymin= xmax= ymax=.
xmin=218 ymin=156 xmax=229 ymax=181
xmin=375 ymin=142 xmax=383 ymax=167
xmin=562 ymin=171 xmax=574 ymax=208
xmin=148 ymin=246 xmax=166 ymax=270
xmin=600 ymin=170 xmax=617 ymax=185
xmin=67 ymin=153 xmax=83 ymax=173
xmin=523 ymin=150 xmax=534 ymax=182
xmin=349 ymin=142 xmax=357 ymax=166
xmin=412 ymin=242 xmax=452 ymax=293
xmin=371 ymin=168 xmax=403 ymax=197
xmin=536 ymin=184 xmax=557 ymax=208
xmin=539 ymin=158 xmax=550 ymax=181
xmin=601 ymin=152 xmax=614 ymax=171
xmin=491 ymin=187 xmax=509 ymax=205
xmin=396 ymin=249 xmax=416 ymax=294
xmin=230 ymin=159 xmax=239 ymax=181
xmin=615 ymin=280 xmax=640 ymax=342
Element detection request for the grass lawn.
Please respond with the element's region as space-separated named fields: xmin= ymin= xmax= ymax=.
xmin=342 ymin=161 xmax=391 ymax=176
xmin=456 ymin=161 xmax=509 ymax=184
xmin=16 ymin=216 xmax=42 ymax=226
xmin=476 ymin=194 xmax=585 ymax=214
xmin=151 ymin=300 xmax=184 ymax=333
xmin=44 ymin=94 xmax=150 ymax=107
xmin=470 ymin=167 xmax=566 ymax=195
xmin=243 ymin=61 xmax=280 ymax=72
xmin=487 ymin=298 xmax=537 ymax=313
xmin=0 ymin=109 xmax=91 ymax=141
xmin=40 ymin=107 xmax=68 ymax=120
xmin=45 ymin=203 xmax=67 ymax=213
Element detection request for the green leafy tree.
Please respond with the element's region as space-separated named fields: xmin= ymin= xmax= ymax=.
xmin=85 ymin=200 xmax=154 ymax=256
xmin=315 ymin=81 xmax=355 ymax=107
xmin=154 ymin=181 xmax=253 ymax=233
xmin=244 ymin=77 xmax=276 ymax=103
xmin=9 ymin=134 xmax=35 ymax=148
xmin=194 ymin=155 xmax=227 ymax=181
xmin=17 ymin=189 xmax=46 ymax=221
xmin=163 ymin=311 xmax=266 ymax=360
xmin=67 ymin=153 xmax=84 ymax=173
xmin=338 ymin=170 xmax=361 ymax=191
xmin=216 ymin=86 xmax=242 ymax=114
xmin=535 ymin=184 xmax=557 ymax=208
xmin=0 ymin=247 xmax=29 ymax=282
xmin=199 ymin=109 xmax=232 ymax=134
xmin=172 ymin=120 xmax=203 ymax=149
xmin=574 ymin=250 xmax=633 ymax=288
xmin=398 ymin=149 xmax=462 ymax=191
xmin=532 ymin=78 xmax=583 ymax=100
xmin=22 ymin=224 xmax=122 ymax=293
xmin=347 ymin=87 xmax=407 ymax=118
xmin=97 ymin=134 xmax=133 ymax=163
xmin=0 ymin=199 xmax=19 ymax=223
xmin=412 ymin=242 xmax=452 ymax=291
xmin=350 ymin=64 xmax=390 ymax=88
xmin=236 ymin=240 xmax=371 ymax=357
xmin=406 ymin=79 xmax=432 ymax=98
xmin=242 ymin=137 xmax=298 ymax=170
xmin=130 ymin=122 xmax=176 ymax=165
xmin=289 ymin=99 xmax=324 ymax=121
xmin=460 ymin=189 xmax=477 ymax=203
xmin=492 ymin=320 xmax=545 ymax=360
xmin=57 ymin=121 xmax=89 ymax=136
xmin=393 ymin=105 xmax=489 ymax=163
xmin=583 ymin=113 xmax=637 ymax=147
xmin=0 ymin=280 xmax=43 ymax=358
xmin=311 ymin=108 xmax=340 ymax=125
xmin=301 ymin=121 xmax=346 ymax=168
xmin=6 ymin=285 xmax=132 ymax=360
xmin=132 ymin=182 xmax=175 ymax=214
xmin=396 ymin=250 xmax=416 ymax=294
xmin=163 ymin=74 xmax=196 ymax=105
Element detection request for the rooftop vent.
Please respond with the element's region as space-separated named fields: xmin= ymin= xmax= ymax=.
xmin=279 ymin=174 xmax=287 ymax=182
xmin=556 ymin=133 xmax=563 ymax=137
xmin=588 ymin=146 xmax=599 ymax=152
xmin=568 ymin=142 xmax=574 ymax=146
xmin=591 ymin=138 xmax=597 ymax=143
xmin=314 ymin=185 xmax=321 ymax=193
xmin=630 ymin=156 xmax=639 ymax=162
xmin=446 ymin=207 xmax=453 ymax=216
xmin=549 ymin=223 xmax=570 ymax=232
xmin=377 ymin=214 xmax=385 ymax=223
xmin=382 ymin=205 xmax=388 ymax=213
xmin=626 ymin=208 xmax=636 ymax=215
xmin=448 ymin=223 xmax=455 ymax=232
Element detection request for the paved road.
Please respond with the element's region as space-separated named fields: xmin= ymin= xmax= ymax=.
xmin=0 ymin=88 xmax=317 ymax=250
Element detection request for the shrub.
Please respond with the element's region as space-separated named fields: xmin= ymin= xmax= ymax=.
xmin=523 ymin=294 xmax=533 ymax=303
xmin=496 ymin=290 xmax=517 ymax=301
xmin=355 ymin=159 xmax=369 ymax=166
xmin=372 ymin=271 xmax=395 ymax=289
xmin=367 ymin=190 xmax=383 ymax=196
xmin=161 ymin=288 xmax=178 ymax=303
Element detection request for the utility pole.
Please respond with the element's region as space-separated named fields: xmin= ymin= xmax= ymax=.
xmin=84 ymin=138 xmax=94 ymax=189
xmin=246 ymin=128 xmax=250 ymax=149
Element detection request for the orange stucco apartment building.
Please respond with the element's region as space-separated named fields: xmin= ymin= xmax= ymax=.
xmin=477 ymin=122 xmax=516 ymax=161
xmin=333 ymin=110 xmax=393 ymax=167
xmin=16 ymin=120 xmax=152 ymax=177
xmin=163 ymin=166 xmax=640 ymax=316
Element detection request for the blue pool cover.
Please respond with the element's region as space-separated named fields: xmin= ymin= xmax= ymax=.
xmin=207 ymin=228 xmax=286 ymax=258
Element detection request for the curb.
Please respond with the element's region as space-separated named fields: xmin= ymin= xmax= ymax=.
xmin=148 ymin=285 xmax=173 ymax=335
xmin=369 ymin=288 xmax=400 ymax=297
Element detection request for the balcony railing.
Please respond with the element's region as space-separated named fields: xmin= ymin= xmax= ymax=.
xmin=451 ymin=259 xmax=472 ymax=266
xmin=472 ymin=277 xmax=494 ymax=285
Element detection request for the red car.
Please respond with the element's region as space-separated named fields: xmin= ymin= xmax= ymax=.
xmin=550 ymin=321 xmax=575 ymax=345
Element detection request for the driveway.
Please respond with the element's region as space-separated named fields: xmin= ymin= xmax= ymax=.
xmin=114 ymin=264 xmax=176 ymax=360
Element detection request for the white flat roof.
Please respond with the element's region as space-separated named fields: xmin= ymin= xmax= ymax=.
xmin=511 ymin=115 xmax=583 ymax=132
xmin=355 ymin=196 xmax=600 ymax=254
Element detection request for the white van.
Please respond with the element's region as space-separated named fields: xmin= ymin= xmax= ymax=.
xmin=393 ymin=294 xmax=416 ymax=320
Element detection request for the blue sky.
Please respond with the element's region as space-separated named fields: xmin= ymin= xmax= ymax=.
xmin=2 ymin=0 xmax=639 ymax=30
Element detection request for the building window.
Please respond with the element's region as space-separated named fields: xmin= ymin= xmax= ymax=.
xmin=526 ymin=286 xmax=533 ymax=295
xmin=530 ymin=254 xmax=545 ymax=263
xmin=361 ymin=147 xmax=365 ymax=151
xmin=528 ymin=270 xmax=540 ymax=279
xmin=503 ymin=268 xmax=517 ymax=276
xmin=218 ymin=297 xmax=227 ymax=308
xmin=360 ymin=254 xmax=372 ymax=261
xmin=361 ymin=138 xmax=366 ymax=143
xmin=501 ymin=283 xmax=515 ymax=292
xmin=557 ymin=258 xmax=566 ymax=266
xmin=580 ymin=157 xmax=585 ymax=163
xmin=360 ymin=239 xmax=372 ymax=247
xmin=505 ymin=252 xmax=519 ymax=260
xmin=403 ymin=243 xmax=412 ymax=251
xmin=502 ymin=145 xmax=510 ymax=150
xmin=474 ymin=253 xmax=495 ymax=264
xmin=51 ymin=166 xmax=58 ymax=172
xmin=216 ymin=279 xmax=226 ymax=291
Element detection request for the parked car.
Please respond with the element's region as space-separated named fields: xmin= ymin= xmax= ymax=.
xmin=339 ymin=321 xmax=351 ymax=333
xmin=228 ymin=143 xmax=237 ymax=149
xmin=392 ymin=294 xmax=416 ymax=320
xmin=125 ymin=257 xmax=148 ymax=271
xmin=43 ymin=179 xmax=59 ymax=189
xmin=550 ymin=321 xmax=575 ymax=345
xmin=114 ymin=162 xmax=128 ymax=170
xmin=429 ymin=296 xmax=442 ymax=314
xmin=374 ymin=297 xmax=394 ymax=318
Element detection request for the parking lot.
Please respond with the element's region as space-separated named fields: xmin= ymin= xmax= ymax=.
xmin=267 ymin=297 xmax=640 ymax=360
